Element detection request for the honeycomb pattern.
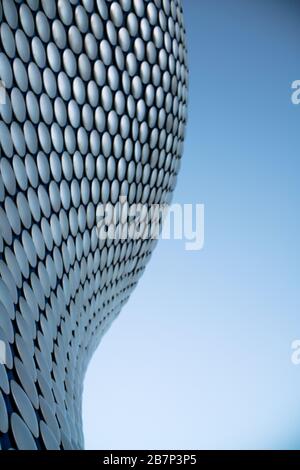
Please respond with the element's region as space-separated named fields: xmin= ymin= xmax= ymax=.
xmin=0 ymin=0 xmax=188 ymax=450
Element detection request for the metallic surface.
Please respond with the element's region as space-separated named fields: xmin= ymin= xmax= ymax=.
xmin=0 ymin=0 xmax=188 ymax=450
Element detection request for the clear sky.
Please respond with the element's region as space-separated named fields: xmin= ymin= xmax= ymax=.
xmin=83 ymin=0 xmax=300 ymax=449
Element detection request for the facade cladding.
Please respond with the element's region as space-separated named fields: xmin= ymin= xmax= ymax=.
xmin=0 ymin=0 xmax=188 ymax=450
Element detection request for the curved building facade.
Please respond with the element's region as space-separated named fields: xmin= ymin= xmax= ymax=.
xmin=0 ymin=0 xmax=188 ymax=449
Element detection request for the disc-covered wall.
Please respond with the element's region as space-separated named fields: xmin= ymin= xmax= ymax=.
xmin=0 ymin=0 xmax=188 ymax=450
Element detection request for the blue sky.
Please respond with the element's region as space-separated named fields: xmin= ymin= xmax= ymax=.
xmin=83 ymin=0 xmax=300 ymax=449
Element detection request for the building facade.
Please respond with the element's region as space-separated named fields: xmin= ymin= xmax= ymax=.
xmin=0 ymin=0 xmax=188 ymax=449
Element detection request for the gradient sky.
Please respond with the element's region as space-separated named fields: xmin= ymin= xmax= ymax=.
xmin=83 ymin=0 xmax=300 ymax=449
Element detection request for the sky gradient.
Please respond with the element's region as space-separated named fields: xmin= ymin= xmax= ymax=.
xmin=83 ymin=0 xmax=300 ymax=449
